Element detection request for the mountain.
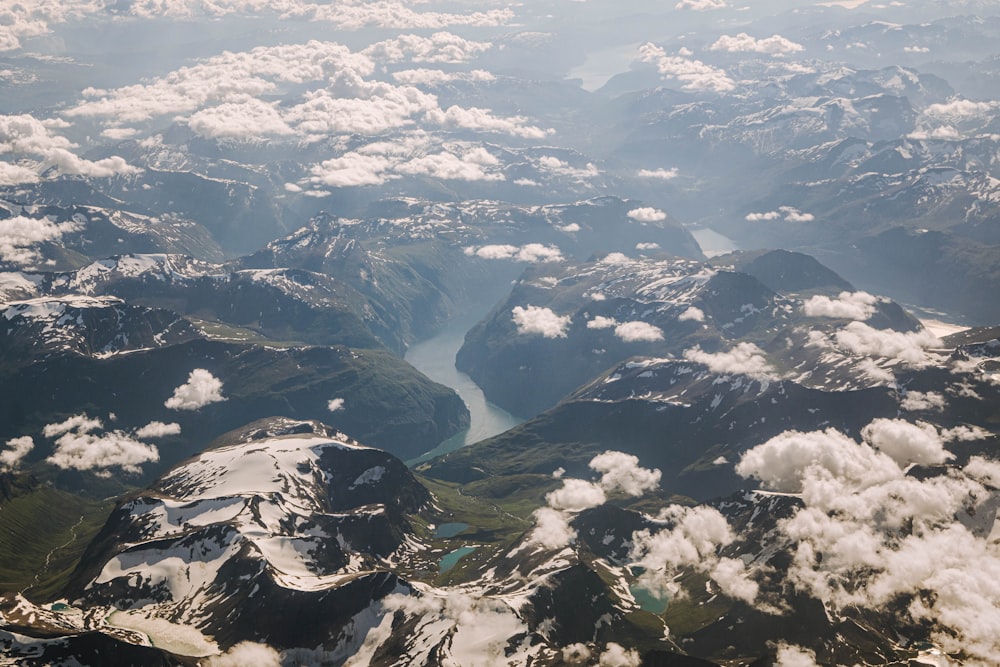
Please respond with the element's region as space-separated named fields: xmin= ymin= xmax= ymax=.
xmin=455 ymin=250 xmax=917 ymax=418
xmin=0 ymin=417 xmax=719 ymax=666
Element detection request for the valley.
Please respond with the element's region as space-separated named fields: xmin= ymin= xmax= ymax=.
xmin=0 ymin=1 xmax=999 ymax=665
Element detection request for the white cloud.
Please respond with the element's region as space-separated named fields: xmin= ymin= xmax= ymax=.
xmin=527 ymin=506 xmax=577 ymax=549
xmin=600 ymin=252 xmax=631 ymax=265
xmin=590 ymin=451 xmax=661 ymax=496
xmin=187 ymin=99 xmax=295 ymax=139
xmin=924 ymin=99 xmax=996 ymax=119
xmin=598 ymin=643 xmax=641 ymax=667
xmin=746 ymin=207 xmax=814 ymax=222
xmin=528 ymin=451 xmax=662 ymax=550
xmin=629 ymin=505 xmax=753 ymax=603
xmin=511 ymin=305 xmax=571 ymax=339
xmin=639 ymin=43 xmax=734 ymax=93
xmin=47 ymin=430 xmax=159 ymax=474
xmin=202 ymin=642 xmax=281 ymax=667
xmin=736 ymin=427 xmax=902 ymax=493
xmin=465 ymin=243 xmax=564 ymax=263
xmin=396 ymin=149 xmax=505 ymax=181
xmin=678 ymin=306 xmax=705 ymax=322
xmin=941 ymin=424 xmax=991 ymax=442
xmin=0 ymin=1 xmax=103 ymax=53
xmin=587 ymin=316 xmax=617 ymax=330
xmin=309 ymin=153 xmax=395 ymax=187
xmin=775 ymin=643 xmax=820 ymax=667
xmin=745 ymin=211 xmax=781 ymax=221
xmin=614 ymin=321 xmax=664 ymax=343
xmin=635 ymin=242 xmax=660 ymax=251
xmin=735 ymin=421 xmax=1000 ymax=663
xmin=165 ymin=369 xmax=226 ymax=410
xmin=802 ymin=291 xmax=877 ymax=320
xmin=904 ymin=45 xmax=930 ymax=53
xmin=0 ymin=113 xmax=138 ymax=184
xmin=683 ymin=342 xmax=775 ymax=379
xmin=900 ymin=390 xmax=946 ymax=412
xmin=43 ymin=414 xmax=103 ymax=438
xmin=861 ymin=418 xmax=952 ymax=467
xmin=327 ymin=397 xmax=346 ymax=412
xmin=363 ymin=32 xmax=492 ymax=64
xmin=675 ymin=0 xmax=727 ymax=9
xmin=710 ymin=33 xmax=804 ymax=55
xmin=637 ymin=168 xmax=678 ymax=180
xmin=562 ymin=643 xmax=592 ymax=664
xmin=0 ymin=215 xmax=82 ymax=266
xmin=627 ymin=207 xmax=667 ymax=223
xmin=425 ymin=105 xmax=550 ymax=139
xmin=0 ymin=436 xmax=33 ymax=471
xmin=278 ymin=3 xmax=514 ymax=31
xmin=833 ymin=322 xmax=941 ymax=366
xmin=546 ymin=478 xmax=606 ymax=511
xmin=392 ymin=68 xmax=495 ymax=86
xmin=134 ymin=422 xmax=181 ymax=439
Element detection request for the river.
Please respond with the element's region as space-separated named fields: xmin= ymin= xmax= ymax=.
xmin=404 ymin=316 xmax=523 ymax=466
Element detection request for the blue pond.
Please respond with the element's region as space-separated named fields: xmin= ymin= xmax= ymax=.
xmin=439 ymin=546 xmax=476 ymax=573
xmin=435 ymin=522 xmax=469 ymax=538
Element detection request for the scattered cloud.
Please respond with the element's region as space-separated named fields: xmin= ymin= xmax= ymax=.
xmin=833 ymin=322 xmax=941 ymax=366
xmin=0 ymin=215 xmax=81 ymax=266
xmin=861 ymin=418 xmax=952 ymax=467
xmin=46 ymin=427 xmax=159 ymax=474
xmin=362 ymin=32 xmax=492 ymax=64
xmin=528 ymin=451 xmax=661 ymax=549
xmin=900 ymin=390 xmax=946 ymax=412
xmin=627 ymin=207 xmax=667 ymax=223
xmin=587 ymin=316 xmax=618 ymax=330
xmin=635 ymin=242 xmax=660 ymax=251
xmin=637 ymin=167 xmax=678 ymax=180
xmin=426 ymin=105 xmax=550 ymax=139
xmin=134 ymin=422 xmax=181 ymax=439
xmin=392 ymin=68 xmax=495 ymax=86
xmin=629 ymin=505 xmax=756 ymax=604
xmin=327 ymin=398 xmax=346 ymax=412
xmin=746 ymin=206 xmax=813 ymax=222
xmin=0 ymin=436 xmax=33 ymax=470
xmin=678 ymin=306 xmax=705 ymax=322
xmin=202 ymin=642 xmax=281 ymax=667
xmin=527 ymin=506 xmax=578 ymax=549
xmin=802 ymin=291 xmax=877 ymax=320
xmin=710 ymin=33 xmax=804 ymax=55
xmin=597 ymin=643 xmax=641 ymax=667
xmin=775 ymin=643 xmax=820 ymax=667
xmin=736 ymin=421 xmax=1000 ymax=663
xmin=924 ymin=99 xmax=996 ymax=119
xmin=165 ymin=369 xmax=226 ymax=410
xmin=614 ymin=321 xmax=664 ymax=343
xmin=675 ymin=0 xmax=727 ymax=9
xmin=639 ymin=43 xmax=735 ymax=93
xmin=511 ymin=305 xmax=571 ymax=338
xmin=590 ymin=451 xmax=661 ymax=496
xmin=683 ymin=342 xmax=775 ymax=379
xmin=546 ymin=478 xmax=607 ymax=511
xmin=0 ymin=114 xmax=138 ymax=185
xmin=42 ymin=414 xmax=103 ymax=438
xmin=736 ymin=427 xmax=901 ymax=493
xmin=396 ymin=149 xmax=506 ymax=181
xmin=465 ymin=243 xmax=564 ymax=262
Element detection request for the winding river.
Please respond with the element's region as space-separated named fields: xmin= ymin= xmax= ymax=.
xmin=404 ymin=316 xmax=523 ymax=466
